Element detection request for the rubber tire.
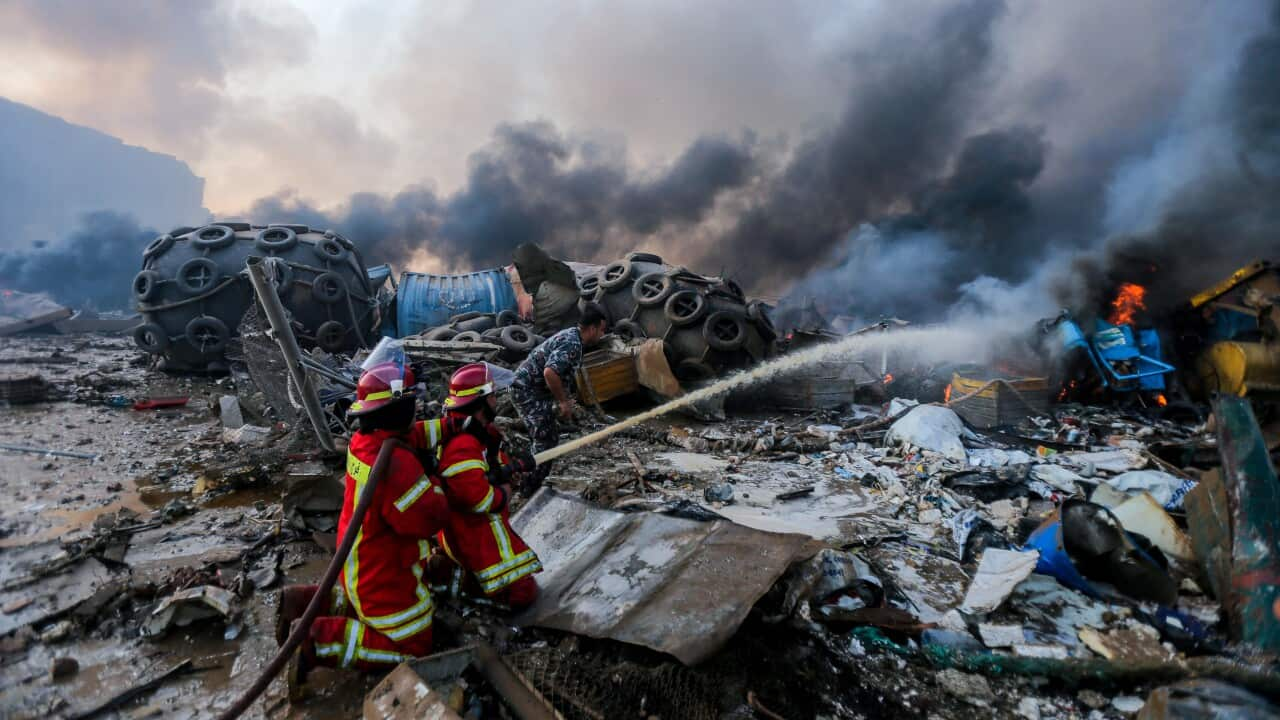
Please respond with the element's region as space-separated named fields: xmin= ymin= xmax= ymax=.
xmin=175 ymin=258 xmax=221 ymax=295
xmin=269 ymin=262 xmax=295 ymax=296
xmin=167 ymin=226 xmax=196 ymax=238
xmin=627 ymin=252 xmax=664 ymax=265
xmin=311 ymin=272 xmax=348 ymax=304
xmin=133 ymin=323 xmax=169 ymax=354
xmin=481 ymin=328 xmax=504 ymax=342
xmin=675 ymin=359 xmax=716 ymax=383
xmin=185 ymin=316 xmax=230 ymax=355
xmin=612 ymin=319 xmax=646 ymax=342
xmin=723 ymin=279 xmax=746 ymax=301
xmin=579 ymin=274 xmax=601 ymax=298
xmin=191 ymin=225 xmax=236 ymax=250
xmin=448 ymin=311 xmax=486 ymax=324
xmin=424 ymin=327 xmax=458 ymax=341
xmin=314 ymin=320 xmax=348 ymax=352
xmin=325 ymin=232 xmax=355 ymax=251
xmin=632 ymin=272 xmax=675 ymax=307
xmin=664 ymin=290 xmax=707 ymax=327
xmin=703 ymin=310 xmax=748 ymax=351
xmin=747 ymin=300 xmax=776 ymax=341
xmin=133 ymin=270 xmax=162 ymax=302
xmin=312 ymin=237 xmax=349 ymax=263
xmin=255 ymin=227 xmax=298 ymax=252
xmin=452 ymin=331 xmax=483 ymax=343
xmin=500 ymin=325 xmax=537 ymax=353
xmin=455 ymin=315 xmax=496 ymax=333
xmin=496 ymin=309 xmax=520 ymax=328
xmin=599 ymin=261 xmax=633 ymax=290
xmin=144 ymin=234 xmax=174 ymax=260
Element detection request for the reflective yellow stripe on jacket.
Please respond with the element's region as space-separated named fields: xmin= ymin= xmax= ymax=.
xmin=343 ymin=451 xmax=435 ymax=637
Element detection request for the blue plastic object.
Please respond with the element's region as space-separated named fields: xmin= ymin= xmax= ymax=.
xmin=1023 ymin=520 xmax=1099 ymax=597
xmin=1056 ymin=317 xmax=1175 ymax=391
xmin=394 ymin=268 xmax=518 ymax=338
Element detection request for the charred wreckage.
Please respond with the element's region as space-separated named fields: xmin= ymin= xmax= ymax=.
xmin=0 ymin=222 xmax=1277 ymax=719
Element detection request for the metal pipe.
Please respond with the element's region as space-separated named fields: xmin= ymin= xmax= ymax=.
xmin=245 ymin=256 xmax=336 ymax=453
xmin=0 ymin=443 xmax=97 ymax=460
xmin=217 ymin=439 xmax=396 ymax=720
xmin=298 ymin=357 xmax=358 ymax=390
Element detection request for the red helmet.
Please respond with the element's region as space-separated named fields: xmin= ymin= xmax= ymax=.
xmin=444 ymin=363 xmax=495 ymax=410
xmin=348 ymin=361 xmax=417 ymax=416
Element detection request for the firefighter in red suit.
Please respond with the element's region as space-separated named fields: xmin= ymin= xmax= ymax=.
xmin=434 ymin=363 xmax=542 ymax=609
xmin=276 ymin=354 xmax=449 ymax=697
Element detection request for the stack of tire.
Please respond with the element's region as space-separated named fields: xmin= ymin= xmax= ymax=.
xmin=416 ymin=310 xmax=543 ymax=364
xmin=132 ymin=222 xmax=378 ymax=372
xmin=580 ymin=252 xmax=776 ymax=383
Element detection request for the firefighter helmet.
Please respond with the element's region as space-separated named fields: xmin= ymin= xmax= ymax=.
xmin=445 ymin=362 xmax=495 ymax=410
xmin=348 ymin=361 xmax=417 ymax=416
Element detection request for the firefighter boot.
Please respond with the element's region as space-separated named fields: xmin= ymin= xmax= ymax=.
xmin=286 ymin=619 xmax=315 ymax=703
xmin=275 ymin=585 xmax=317 ymax=645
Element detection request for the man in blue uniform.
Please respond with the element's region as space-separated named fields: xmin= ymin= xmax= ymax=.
xmin=510 ymin=301 xmax=608 ymax=492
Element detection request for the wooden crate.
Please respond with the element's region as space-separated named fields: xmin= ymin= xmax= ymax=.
xmin=950 ymin=368 xmax=1049 ymax=429
xmin=576 ymin=349 xmax=640 ymax=405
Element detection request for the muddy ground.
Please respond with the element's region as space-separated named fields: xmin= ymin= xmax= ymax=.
xmin=0 ymin=333 xmax=1204 ymax=719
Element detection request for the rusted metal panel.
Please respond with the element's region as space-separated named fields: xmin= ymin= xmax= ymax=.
xmin=511 ymin=489 xmax=816 ymax=665
xmin=1206 ymin=396 xmax=1280 ymax=652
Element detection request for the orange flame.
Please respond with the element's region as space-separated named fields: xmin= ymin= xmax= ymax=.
xmin=1108 ymin=283 xmax=1147 ymax=326
xmin=883 ymin=373 xmax=894 ymax=385
xmin=944 ymin=383 xmax=952 ymax=403
xmin=1156 ymin=393 xmax=1168 ymax=407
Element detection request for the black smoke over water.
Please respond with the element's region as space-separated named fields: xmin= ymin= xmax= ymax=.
xmin=245 ymin=122 xmax=756 ymax=273
xmin=0 ymin=211 xmax=154 ymax=310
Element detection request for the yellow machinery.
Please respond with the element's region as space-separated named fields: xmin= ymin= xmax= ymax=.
xmin=1188 ymin=261 xmax=1280 ymax=398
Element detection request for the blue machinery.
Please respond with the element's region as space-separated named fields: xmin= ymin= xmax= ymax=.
xmin=1053 ymin=314 xmax=1176 ymax=392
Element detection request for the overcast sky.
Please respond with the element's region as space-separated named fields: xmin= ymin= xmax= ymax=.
xmin=0 ymin=0 xmax=1245 ymax=216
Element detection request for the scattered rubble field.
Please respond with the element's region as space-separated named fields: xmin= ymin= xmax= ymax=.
xmin=1 ymin=330 xmax=1278 ymax=720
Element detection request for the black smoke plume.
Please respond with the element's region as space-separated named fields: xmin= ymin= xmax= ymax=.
xmin=246 ymin=122 xmax=755 ymax=273
xmin=0 ymin=211 xmax=153 ymax=310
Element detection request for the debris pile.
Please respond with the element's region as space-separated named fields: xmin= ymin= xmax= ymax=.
xmin=1 ymin=242 xmax=1277 ymax=719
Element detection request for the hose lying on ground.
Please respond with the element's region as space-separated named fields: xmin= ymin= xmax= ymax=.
xmin=217 ymin=439 xmax=396 ymax=720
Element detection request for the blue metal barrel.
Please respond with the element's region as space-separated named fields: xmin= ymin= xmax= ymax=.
xmin=394 ymin=268 xmax=518 ymax=337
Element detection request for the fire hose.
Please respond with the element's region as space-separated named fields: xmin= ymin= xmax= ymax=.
xmin=217 ymin=439 xmax=396 ymax=720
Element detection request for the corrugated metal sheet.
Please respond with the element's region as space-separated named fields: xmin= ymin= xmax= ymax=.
xmin=511 ymin=489 xmax=816 ymax=665
xmin=395 ymin=268 xmax=518 ymax=337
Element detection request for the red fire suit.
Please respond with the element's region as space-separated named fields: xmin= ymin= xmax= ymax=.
xmin=304 ymin=428 xmax=449 ymax=671
xmin=436 ymin=426 xmax=542 ymax=606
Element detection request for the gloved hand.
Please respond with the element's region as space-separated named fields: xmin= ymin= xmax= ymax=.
xmin=488 ymin=449 xmax=535 ymax=485
xmin=508 ymin=448 xmax=536 ymax=474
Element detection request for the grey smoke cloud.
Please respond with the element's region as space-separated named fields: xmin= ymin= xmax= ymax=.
xmin=2 ymin=0 xmax=1277 ymax=325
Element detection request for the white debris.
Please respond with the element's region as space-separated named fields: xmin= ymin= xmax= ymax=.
xmin=960 ymin=548 xmax=1040 ymax=615
xmin=978 ymin=623 xmax=1025 ymax=648
xmin=887 ymin=397 xmax=920 ymax=416
xmin=1112 ymin=696 xmax=1146 ymax=714
xmin=1017 ymin=697 xmax=1042 ymax=720
xmin=217 ymin=395 xmax=244 ymax=429
xmin=1110 ymin=492 xmax=1194 ymax=561
xmin=1030 ymin=464 xmax=1085 ymax=494
xmin=968 ymin=448 xmax=1034 ymax=467
xmin=1059 ymin=449 xmax=1147 ymax=474
xmin=221 ymin=424 xmax=271 ymax=445
xmin=886 ymin=405 xmax=967 ymax=462
xmin=1104 ymin=470 xmax=1194 ymax=509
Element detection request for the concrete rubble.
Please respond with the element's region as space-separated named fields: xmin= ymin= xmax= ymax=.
xmin=0 ymin=251 xmax=1277 ymax=720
